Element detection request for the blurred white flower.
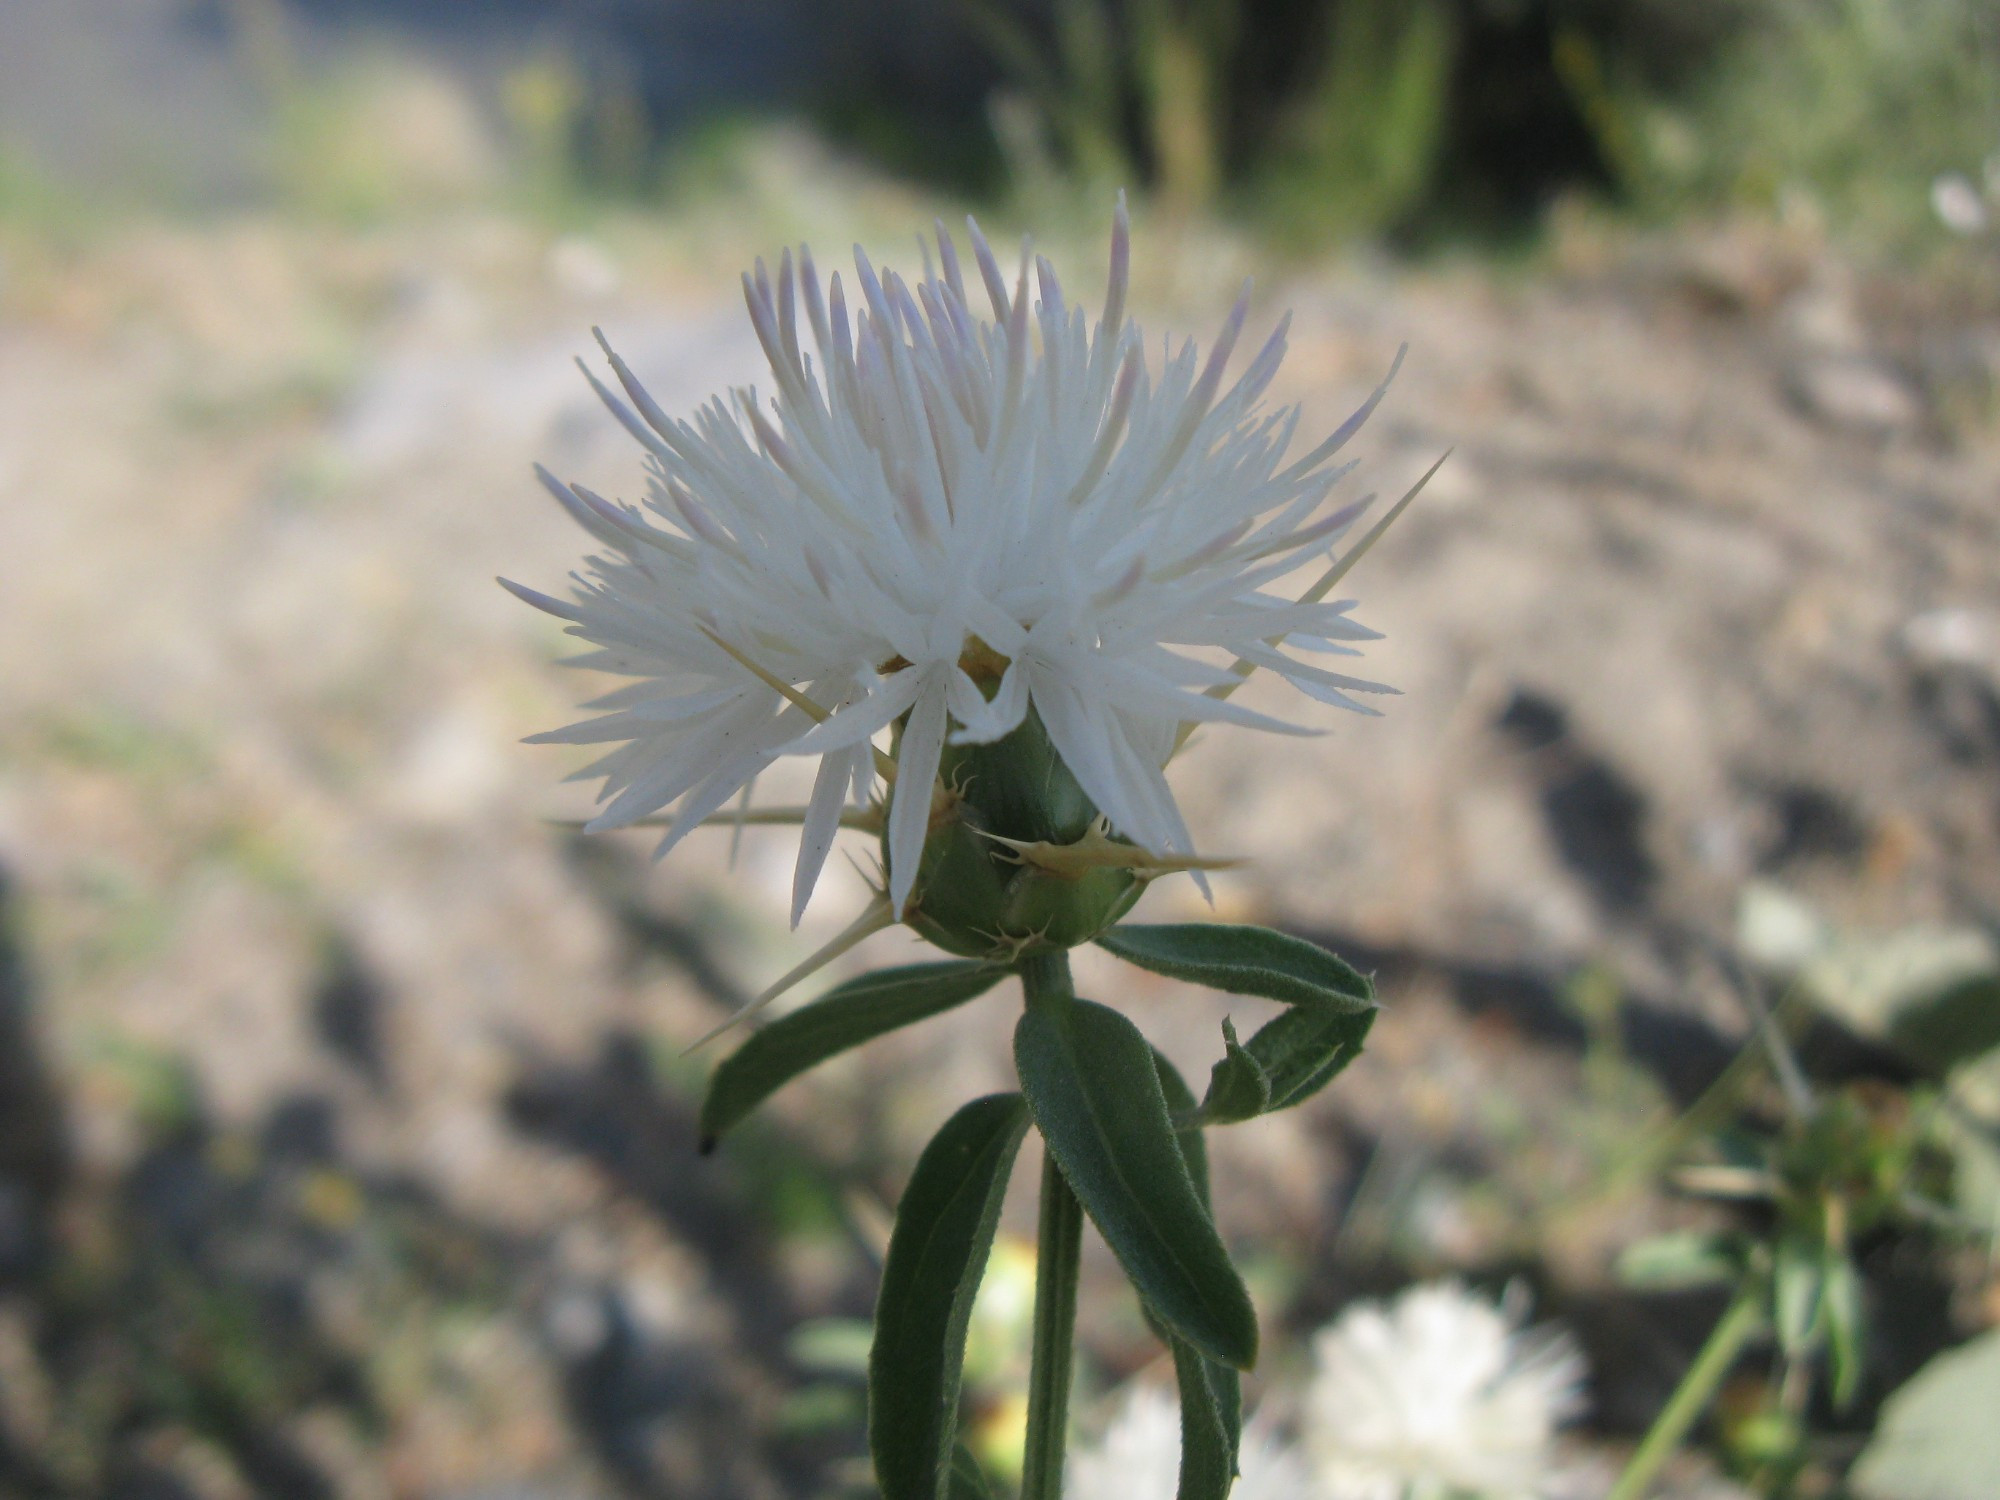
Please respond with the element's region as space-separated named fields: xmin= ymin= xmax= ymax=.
xmin=1303 ymin=1281 xmax=1587 ymax=1500
xmin=511 ymin=199 xmax=1416 ymax=922
xmin=1931 ymin=172 xmax=1989 ymax=236
xmin=548 ymin=234 xmax=622 ymax=300
xmin=1067 ymin=1384 xmax=1315 ymax=1500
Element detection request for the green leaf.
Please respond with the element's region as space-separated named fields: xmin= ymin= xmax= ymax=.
xmin=789 ymin=1316 xmax=873 ymax=1375
xmin=1943 ymin=1053 xmax=2000 ymax=1238
xmin=1224 ymin=1003 xmax=1375 ymax=1115
xmin=1151 ymin=1051 xmax=1241 ymax=1500
xmin=1098 ymin=923 xmax=1377 ymax=1123
xmin=1823 ymin=1249 xmax=1864 ymax=1410
xmin=1171 ymin=1339 xmax=1241 ymax=1500
xmin=701 ymin=962 xmax=1008 ymax=1146
xmin=1151 ymin=1049 xmax=1211 ymax=1203
xmin=1790 ymin=922 xmax=2000 ymax=1077
xmin=1773 ymin=1233 xmax=1824 ymax=1358
xmin=1198 ymin=1018 xmax=1271 ymax=1125
xmin=1615 ymin=1232 xmax=1741 ymax=1291
xmin=947 ymin=1444 xmax=995 ymax=1500
xmin=870 ymin=1094 xmax=1031 ymax=1500
xmin=1097 ymin=923 xmax=1374 ymax=1011
xmin=1015 ymin=1000 xmax=1258 ymax=1370
xmin=1851 ymin=1329 xmax=2000 ymax=1500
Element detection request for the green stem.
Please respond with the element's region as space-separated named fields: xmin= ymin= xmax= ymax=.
xmin=1023 ymin=1149 xmax=1083 ymax=1500
xmin=1017 ymin=950 xmax=1076 ymax=1007
xmin=1608 ymin=1289 xmax=1764 ymax=1500
xmin=1020 ymin=950 xmax=1082 ymax=1500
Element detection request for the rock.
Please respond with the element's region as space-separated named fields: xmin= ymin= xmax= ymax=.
xmin=1902 ymin=606 xmax=2000 ymax=678
xmin=385 ymin=701 xmax=510 ymax=825
xmin=1784 ymin=353 xmax=1924 ymax=438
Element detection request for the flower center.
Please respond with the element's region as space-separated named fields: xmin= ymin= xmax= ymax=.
xmin=957 ymin=636 xmax=1012 ymax=686
xmin=876 ymin=635 xmax=1014 ymax=690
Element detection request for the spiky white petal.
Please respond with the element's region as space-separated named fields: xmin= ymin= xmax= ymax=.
xmin=513 ymin=199 xmax=1401 ymax=920
xmin=1303 ymin=1281 xmax=1587 ymax=1500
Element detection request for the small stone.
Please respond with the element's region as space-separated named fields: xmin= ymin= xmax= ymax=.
xmin=386 ymin=702 xmax=509 ymax=824
xmin=1736 ymin=881 xmax=1827 ymax=972
xmin=1902 ymin=606 xmax=2000 ymax=674
xmin=1785 ymin=354 xmax=1923 ymax=437
xmin=543 ymin=1284 xmax=610 ymax=1359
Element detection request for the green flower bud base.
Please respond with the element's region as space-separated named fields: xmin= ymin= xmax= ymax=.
xmin=892 ymin=709 xmax=1144 ymax=960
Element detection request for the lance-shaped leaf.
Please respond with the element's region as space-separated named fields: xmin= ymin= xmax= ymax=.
xmin=1616 ymin=1231 xmax=1744 ymax=1291
xmin=1195 ymin=1018 xmax=1271 ymax=1126
xmin=870 ymin=1093 xmax=1030 ymax=1500
xmin=1172 ymin=1346 xmax=1242 ymax=1500
xmin=1152 ymin=1051 xmax=1241 ymax=1500
xmin=1016 ymin=1000 xmax=1258 ymax=1370
xmin=701 ymin=962 xmax=1009 ymax=1147
xmin=1823 ymin=1248 xmax=1865 ymax=1410
xmin=1209 ymin=1003 xmax=1375 ymax=1119
xmin=1096 ymin=924 xmax=1374 ymax=1011
xmin=1152 ymin=1048 xmax=1211 ymax=1200
xmin=947 ymin=1444 xmax=994 ymax=1500
xmin=1101 ymin=923 xmax=1376 ymax=1123
xmin=1774 ymin=1232 xmax=1825 ymax=1359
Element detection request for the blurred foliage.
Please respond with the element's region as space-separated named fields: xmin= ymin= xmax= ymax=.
xmin=970 ymin=0 xmax=1465 ymax=236
xmin=969 ymin=0 xmax=1713 ymax=241
xmin=1850 ymin=1326 xmax=2000 ymax=1500
xmin=1252 ymin=0 xmax=1455 ymax=246
xmin=1574 ymin=0 xmax=2000 ymax=250
xmin=17 ymin=0 xmax=1978 ymax=254
xmin=1607 ymin=891 xmax=2000 ymax=1497
xmin=969 ymin=0 xmax=1996 ymax=248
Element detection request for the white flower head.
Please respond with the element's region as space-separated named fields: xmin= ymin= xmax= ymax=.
xmin=511 ymin=198 xmax=1419 ymax=926
xmin=1931 ymin=171 xmax=1990 ymax=235
xmin=1303 ymin=1281 xmax=1587 ymax=1500
xmin=1068 ymin=1383 xmax=1314 ymax=1500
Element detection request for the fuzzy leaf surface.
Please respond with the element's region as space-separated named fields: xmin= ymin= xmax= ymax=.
xmin=870 ymin=1093 xmax=1030 ymax=1500
xmin=1015 ymin=999 xmax=1258 ymax=1370
xmin=1196 ymin=1017 xmax=1271 ymax=1126
xmin=701 ymin=962 xmax=1007 ymax=1145
xmin=1219 ymin=1004 xmax=1375 ymax=1117
xmin=1097 ymin=923 xmax=1374 ymax=1011
xmin=1151 ymin=1051 xmax=1241 ymax=1499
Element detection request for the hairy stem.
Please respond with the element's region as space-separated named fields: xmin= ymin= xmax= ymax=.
xmin=1608 ymin=1289 xmax=1764 ymax=1500
xmin=1020 ymin=950 xmax=1081 ymax=1500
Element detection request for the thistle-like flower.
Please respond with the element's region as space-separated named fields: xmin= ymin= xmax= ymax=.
xmin=509 ymin=200 xmax=1427 ymax=954
xmin=1302 ymin=1281 xmax=1587 ymax=1500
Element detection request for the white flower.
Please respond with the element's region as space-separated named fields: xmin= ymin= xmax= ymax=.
xmin=1067 ymin=1383 xmax=1315 ymax=1500
xmin=1302 ymin=1281 xmax=1587 ymax=1500
xmin=1931 ymin=171 xmax=1989 ymax=235
xmin=510 ymin=199 xmax=1415 ymax=924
